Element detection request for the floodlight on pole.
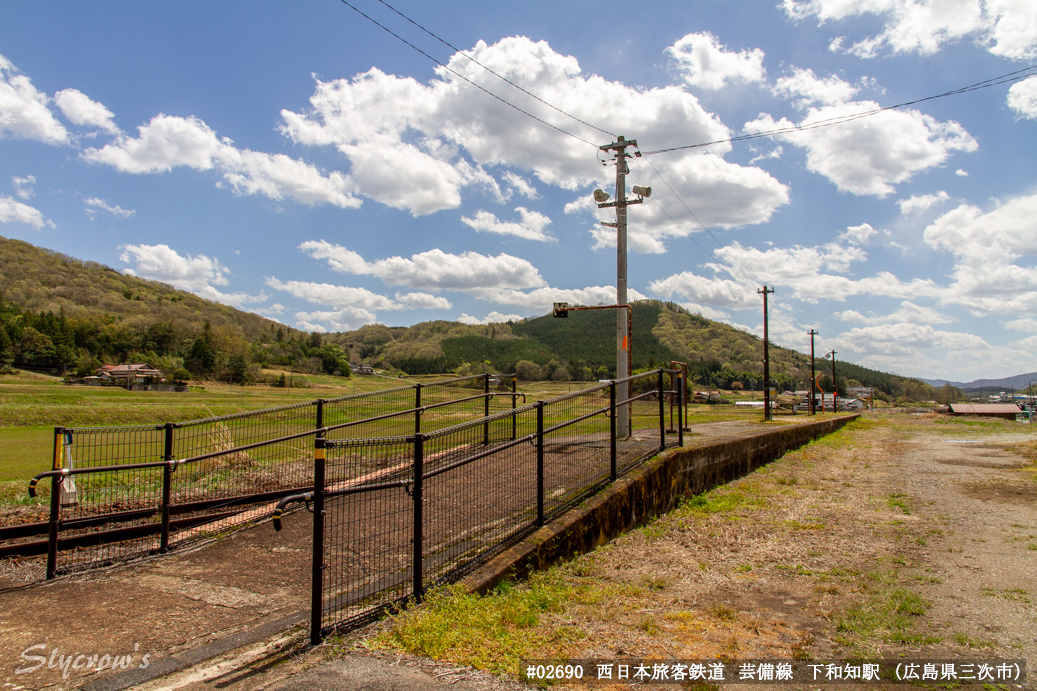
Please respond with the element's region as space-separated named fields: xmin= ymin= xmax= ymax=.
xmin=631 ymin=185 xmax=652 ymax=198
xmin=593 ymin=189 xmax=610 ymax=203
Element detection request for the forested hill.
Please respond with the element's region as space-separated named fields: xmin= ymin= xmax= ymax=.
xmin=0 ymin=235 xmax=348 ymax=382
xmin=0 ymin=235 xmax=290 ymax=340
xmin=1 ymin=235 xmax=928 ymax=398
xmin=329 ymin=301 xmax=924 ymax=397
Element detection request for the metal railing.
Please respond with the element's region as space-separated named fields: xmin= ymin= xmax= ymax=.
xmin=14 ymin=374 xmax=522 ymax=577
xmin=9 ymin=368 xmax=685 ymax=642
xmin=272 ymin=368 xmax=685 ymax=642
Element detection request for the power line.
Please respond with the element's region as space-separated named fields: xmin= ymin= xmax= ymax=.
xmin=336 ymin=0 xmax=599 ymax=147
xmin=641 ymin=64 xmax=1037 ymax=156
xmin=372 ymin=0 xmax=617 ymax=139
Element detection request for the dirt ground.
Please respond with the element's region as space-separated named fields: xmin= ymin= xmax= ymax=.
xmin=349 ymin=411 xmax=1037 ymax=690
xmin=2 ymin=411 xmax=1035 ymax=690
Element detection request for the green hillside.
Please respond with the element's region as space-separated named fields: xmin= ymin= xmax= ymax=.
xmin=0 ymin=235 xmax=347 ymax=382
xmin=0 ymin=235 xmax=933 ymax=400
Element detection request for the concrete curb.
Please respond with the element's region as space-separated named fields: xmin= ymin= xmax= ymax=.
xmin=461 ymin=415 xmax=859 ymax=594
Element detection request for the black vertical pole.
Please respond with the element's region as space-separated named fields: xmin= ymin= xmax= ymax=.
xmin=677 ymin=372 xmax=684 ymax=447
xmin=160 ymin=422 xmax=174 ymax=553
xmin=483 ymin=373 xmax=490 ymax=446
xmin=809 ymin=330 xmax=818 ymax=415
xmin=414 ymin=383 xmax=422 ymax=436
xmin=831 ymin=351 xmax=838 ymax=413
xmin=511 ymin=375 xmax=517 ymax=441
xmin=658 ymin=369 xmax=665 ymax=452
xmin=311 ymin=436 xmax=327 ymax=645
xmin=536 ymin=401 xmax=544 ymax=526
xmin=759 ymin=286 xmax=774 ymax=421
xmin=412 ymin=433 xmax=424 ymax=602
xmin=609 ymin=383 xmax=617 ymax=482
xmin=46 ymin=427 xmax=63 ymax=580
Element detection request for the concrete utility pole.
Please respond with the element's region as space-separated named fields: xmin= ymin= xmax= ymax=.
xmin=759 ymin=286 xmax=774 ymax=421
xmin=830 ymin=350 xmax=838 ymax=413
xmin=595 ymin=136 xmax=648 ymax=437
xmin=808 ymin=329 xmax=818 ymax=415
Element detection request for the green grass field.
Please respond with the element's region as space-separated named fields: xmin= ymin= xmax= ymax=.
xmin=0 ymin=427 xmax=54 ymax=482
xmin=0 ymin=369 xmax=786 ymax=502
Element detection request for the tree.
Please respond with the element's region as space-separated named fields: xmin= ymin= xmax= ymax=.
xmin=17 ymin=327 xmax=54 ymax=366
xmin=187 ymin=321 xmax=217 ymax=375
xmin=935 ymin=384 xmax=964 ymax=405
xmin=0 ymin=325 xmax=13 ymax=373
xmin=318 ymin=344 xmax=351 ymax=376
xmin=515 ymin=360 xmax=542 ymax=381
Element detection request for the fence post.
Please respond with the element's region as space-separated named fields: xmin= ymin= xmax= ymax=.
xmin=46 ymin=427 xmax=63 ymax=580
xmin=483 ymin=373 xmax=490 ymax=446
xmin=609 ymin=383 xmax=617 ymax=482
xmin=536 ymin=401 xmax=544 ymax=526
xmin=658 ymin=369 xmax=666 ymax=452
xmin=677 ymin=372 xmax=684 ymax=447
xmin=412 ymin=433 xmax=424 ymax=602
xmin=311 ymin=436 xmax=327 ymax=645
xmin=160 ymin=422 xmax=174 ymax=553
xmin=414 ymin=383 xmax=422 ymax=436
xmin=511 ymin=375 xmax=517 ymax=441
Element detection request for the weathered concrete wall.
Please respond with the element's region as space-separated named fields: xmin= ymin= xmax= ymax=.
xmin=462 ymin=414 xmax=859 ymax=594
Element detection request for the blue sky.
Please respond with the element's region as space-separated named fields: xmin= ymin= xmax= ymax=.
xmin=1 ymin=0 xmax=1036 ymax=381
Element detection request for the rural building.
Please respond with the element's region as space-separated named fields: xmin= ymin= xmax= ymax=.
xmin=94 ymin=363 xmax=164 ymax=385
xmin=354 ymin=364 xmax=375 ymax=375
xmin=948 ymin=403 xmax=1021 ymax=419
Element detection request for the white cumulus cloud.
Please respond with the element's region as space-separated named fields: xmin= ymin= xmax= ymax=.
xmin=83 ymin=114 xmax=361 ymax=209
xmin=666 ymin=32 xmax=766 ymax=90
xmin=783 ymin=0 xmax=1037 ymax=60
xmin=461 ymin=207 xmax=555 ymax=242
xmin=279 ymin=36 xmax=786 ymax=230
xmin=0 ymin=195 xmax=55 ymax=230
xmin=298 ymin=240 xmax=547 ymax=295
xmin=745 ymin=104 xmax=976 ymax=197
xmin=394 ymin=292 xmax=452 ymax=310
xmin=1007 ymin=75 xmax=1037 ymax=120
xmin=119 ymin=243 xmax=267 ymax=308
xmin=53 ymin=88 xmax=119 ymax=134
xmin=0 ymin=54 xmax=69 ymax=145
xmin=773 ymin=67 xmax=860 ymax=107
xmin=898 ymin=191 xmax=950 ymax=215
xmin=923 ymin=192 xmax=1037 ymax=315
xmin=834 ymin=300 xmax=954 ymax=325
xmin=458 ymin=311 xmax=525 ymax=325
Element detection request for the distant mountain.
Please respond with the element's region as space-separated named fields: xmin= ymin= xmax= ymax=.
xmin=921 ymin=373 xmax=1037 ymax=391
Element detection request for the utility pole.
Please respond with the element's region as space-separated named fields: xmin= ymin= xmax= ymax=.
xmin=808 ymin=329 xmax=818 ymax=415
xmin=595 ymin=136 xmax=649 ymax=438
xmin=759 ymin=286 xmax=774 ymax=421
xmin=830 ymin=350 xmax=838 ymax=413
